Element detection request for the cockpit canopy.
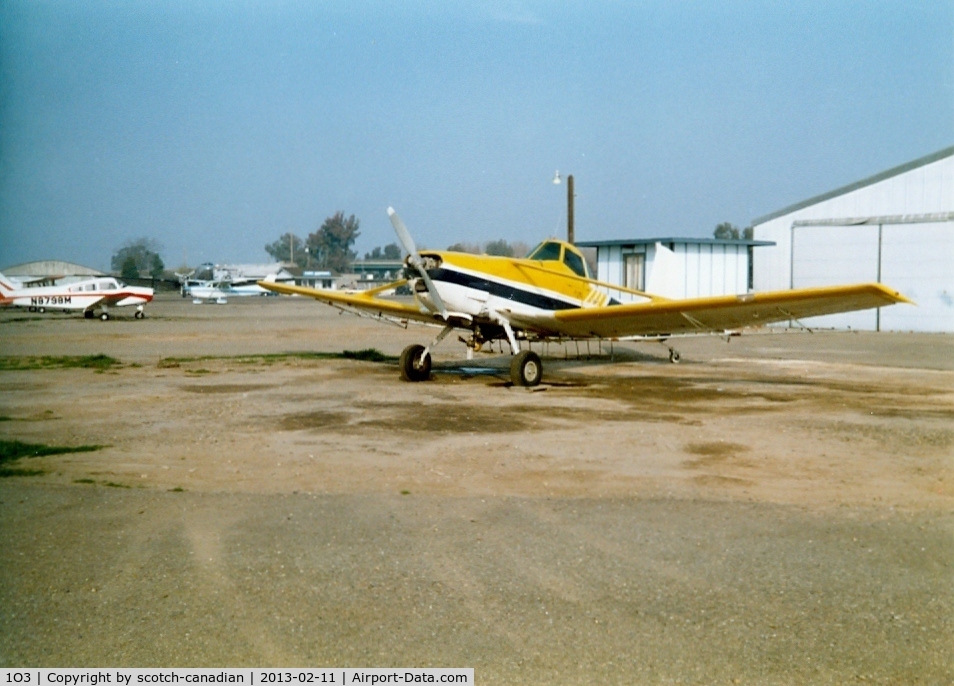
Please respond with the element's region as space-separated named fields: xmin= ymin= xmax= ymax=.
xmin=527 ymin=240 xmax=589 ymax=278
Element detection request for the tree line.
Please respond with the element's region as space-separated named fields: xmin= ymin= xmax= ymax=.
xmin=265 ymin=211 xmax=361 ymax=273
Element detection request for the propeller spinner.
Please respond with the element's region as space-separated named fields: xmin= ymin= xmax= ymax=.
xmin=387 ymin=207 xmax=449 ymax=320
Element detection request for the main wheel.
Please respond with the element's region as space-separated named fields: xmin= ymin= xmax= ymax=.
xmin=510 ymin=350 xmax=542 ymax=387
xmin=668 ymin=348 xmax=680 ymax=364
xmin=399 ymin=344 xmax=431 ymax=382
xmin=134 ymin=310 xmax=145 ymax=319
xmin=100 ymin=312 xmax=110 ymax=321
xmin=84 ymin=310 xmax=94 ymax=319
xmin=37 ymin=307 xmax=45 ymax=314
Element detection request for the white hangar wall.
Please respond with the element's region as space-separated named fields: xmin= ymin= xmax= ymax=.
xmin=581 ymin=239 xmax=768 ymax=303
xmin=752 ymin=147 xmax=954 ymax=332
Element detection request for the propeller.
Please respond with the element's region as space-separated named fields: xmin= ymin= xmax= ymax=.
xmin=388 ymin=207 xmax=449 ymax=319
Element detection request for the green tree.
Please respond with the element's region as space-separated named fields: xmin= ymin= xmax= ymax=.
xmin=713 ymin=222 xmax=741 ymax=240
xmin=364 ymin=243 xmax=402 ymax=260
xmin=112 ymin=238 xmax=164 ymax=278
xmin=484 ymin=239 xmax=515 ymax=257
xmin=120 ymin=256 xmax=139 ymax=280
xmin=264 ymin=233 xmax=305 ymax=267
xmin=149 ymin=253 xmax=165 ymax=279
xmin=447 ymin=242 xmax=481 ymax=254
xmin=307 ymin=212 xmax=360 ymax=273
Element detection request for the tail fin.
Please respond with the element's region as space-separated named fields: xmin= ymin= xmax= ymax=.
xmin=0 ymin=272 xmax=20 ymax=297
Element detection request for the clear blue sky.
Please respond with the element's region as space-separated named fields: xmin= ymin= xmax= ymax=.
xmin=1 ymin=0 xmax=951 ymax=271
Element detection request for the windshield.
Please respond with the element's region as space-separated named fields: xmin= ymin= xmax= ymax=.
xmin=527 ymin=241 xmax=562 ymax=261
xmin=563 ymin=248 xmax=587 ymax=277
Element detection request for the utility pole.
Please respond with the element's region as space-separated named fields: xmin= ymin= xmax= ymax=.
xmin=567 ymin=174 xmax=575 ymax=244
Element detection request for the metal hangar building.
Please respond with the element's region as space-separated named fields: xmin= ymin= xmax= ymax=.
xmin=751 ymin=146 xmax=953 ymax=332
xmin=576 ymin=237 xmax=774 ymax=303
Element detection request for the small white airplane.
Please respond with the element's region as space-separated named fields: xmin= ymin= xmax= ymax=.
xmin=0 ymin=272 xmax=154 ymax=320
xmin=261 ymin=207 xmax=913 ymax=387
xmin=186 ymin=274 xmax=285 ymax=303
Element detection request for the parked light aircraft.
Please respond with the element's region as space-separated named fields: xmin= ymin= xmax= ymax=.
xmin=185 ymin=274 xmax=286 ymax=302
xmin=0 ymin=272 xmax=154 ymax=320
xmin=260 ymin=208 xmax=912 ymax=387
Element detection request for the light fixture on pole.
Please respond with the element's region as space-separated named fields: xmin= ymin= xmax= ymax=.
xmin=551 ymin=170 xmax=574 ymax=244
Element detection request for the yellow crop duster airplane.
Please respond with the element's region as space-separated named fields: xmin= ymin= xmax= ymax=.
xmin=261 ymin=208 xmax=911 ymax=387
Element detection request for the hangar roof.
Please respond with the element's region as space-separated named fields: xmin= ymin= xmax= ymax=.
xmin=1 ymin=260 xmax=105 ymax=277
xmin=575 ymin=237 xmax=774 ymax=248
xmin=753 ymin=145 xmax=954 ymax=226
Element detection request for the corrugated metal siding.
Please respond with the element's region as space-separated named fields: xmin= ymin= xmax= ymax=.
xmin=754 ymin=152 xmax=953 ymax=292
xmin=752 ymin=151 xmax=953 ymax=332
xmin=594 ymin=242 xmax=752 ymax=300
xmin=880 ymin=222 xmax=954 ymax=332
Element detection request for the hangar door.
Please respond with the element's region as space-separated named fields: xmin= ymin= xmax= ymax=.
xmin=791 ymin=220 xmax=953 ymax=332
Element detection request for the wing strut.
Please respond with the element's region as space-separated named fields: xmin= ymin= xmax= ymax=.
xmin=777 ymin=308 xmax=815 ymax=333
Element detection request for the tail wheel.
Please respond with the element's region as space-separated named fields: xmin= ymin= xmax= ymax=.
xmin=510 ymin=350 xmax=542 ymax=387
xmin=399 ymin=344 xmax=431 ymax=382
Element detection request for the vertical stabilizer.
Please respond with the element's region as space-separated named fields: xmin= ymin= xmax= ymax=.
xmin=0 ymin=272 xmax=22 ymax=297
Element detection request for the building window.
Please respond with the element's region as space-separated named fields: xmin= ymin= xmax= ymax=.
xmin=624 ymin=253 xmax=645 ymax=291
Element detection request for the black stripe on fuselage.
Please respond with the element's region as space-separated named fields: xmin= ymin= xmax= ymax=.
xmin=428 ymin=267 xmax=581 ymax=311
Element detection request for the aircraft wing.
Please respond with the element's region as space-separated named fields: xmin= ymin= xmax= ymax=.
xmin=504 ymin=283 xmax=912 ymax=339
xmin=259 ymin=279 xmax=442 ymax=324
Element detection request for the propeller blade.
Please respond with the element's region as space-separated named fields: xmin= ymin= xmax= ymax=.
xmin=417 ymin=269 xmax=449 ymax=320
xmin=387 ymin=207 xmax=448 ymax=320
xmin=388 ymin=207 xmax=418 ymax=261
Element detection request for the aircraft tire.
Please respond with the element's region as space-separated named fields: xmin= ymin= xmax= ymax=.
xmin=100 ymin=312 xmax=110 ymax=321
xmin=511 ymin=350 xmax=542 ymax=387
xmin=84 ymin=310 xmax=94 ymax=319
xmin=399 ymin=344 xmax=431 ymax=382
xmin=668 ymin=348 xmax=681 ymax=364
xmin=135 ymin=310 xmax=145 ymax=319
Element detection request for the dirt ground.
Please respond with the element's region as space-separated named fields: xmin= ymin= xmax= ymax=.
xmin=1 ymin=294 xmax=952 ymax=683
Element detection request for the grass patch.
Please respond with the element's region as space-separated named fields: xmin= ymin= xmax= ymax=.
xmin=103 ymin=481 xmax=130 ymax=488
xmin=0 ymin=354 xmax=121 ymax=371
xmin=341 ymin=348 xmax=390 ymax=362
xmin=0 ymin=416 xmax=12 ymax=422
xmin=0 ymin=439 xmax=104 ymax=464
xmin=73 ymin=478 xmax=96 ymax=484
xmin=158 ymin=349 xmax=395 ymax=367
xmin=0 ymin=467 xmax=46 ymax=478
xmin=169 ymin=487 xmax=184 ymax=492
